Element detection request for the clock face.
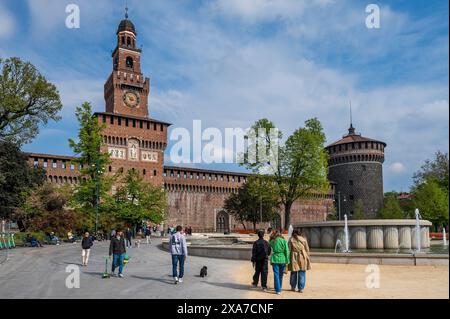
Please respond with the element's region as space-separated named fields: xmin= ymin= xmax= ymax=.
xmin=123 ymin=91 xmax=140 ymax=108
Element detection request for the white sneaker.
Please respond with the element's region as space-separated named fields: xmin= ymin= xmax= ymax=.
xmin=174 ymin=277 xmax=179 ymax=284
xmin=178 ymin=278 xmax=183 ymax=283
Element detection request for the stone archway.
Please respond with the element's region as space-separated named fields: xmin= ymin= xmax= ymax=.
xmin=216 ymin=210 xmax=230 ymax=233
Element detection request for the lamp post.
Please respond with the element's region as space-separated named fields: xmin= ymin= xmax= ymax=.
xmin=93 ymin=158 xmax=102 ymax=235
xmin=338 ymin=191 xmax=341 ymax=221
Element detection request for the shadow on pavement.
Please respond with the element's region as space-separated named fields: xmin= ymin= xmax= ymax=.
xmin=202 ymin=281 xmax=254 ymax=291
xmin=131 ymin=275 xmax=175 ymax=285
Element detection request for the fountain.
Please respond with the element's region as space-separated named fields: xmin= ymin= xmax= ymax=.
xmin=443 ymin=228 xmax=448 ymax=246
xmin=415 ymin=208 xmax=421 ymax=253
xmin=334 ymin=239 xmax=342 ymax=253
xmin=343 ymin=214 xmax=350 ymax=253
xmin=287 ymin=224 xmax=294 ymax=240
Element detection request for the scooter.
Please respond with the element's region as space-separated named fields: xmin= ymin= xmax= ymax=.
xmin=102 ymin=257 xmax=110 ymax=279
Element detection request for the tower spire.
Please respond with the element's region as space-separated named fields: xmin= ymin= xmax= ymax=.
xmin=125 ymin=1 xmax=129 ymax=19
xmin=348 ymin=100 xmax=355 ymax=135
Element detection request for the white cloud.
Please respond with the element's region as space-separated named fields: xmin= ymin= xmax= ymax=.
xmin=0 ymin=6 xmax=15 ymax=39
xmin=389 ymin=162 xmax=406 ymax=174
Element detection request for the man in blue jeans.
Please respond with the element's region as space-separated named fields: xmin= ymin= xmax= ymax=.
xmin=109 ymin=230 xmax=126 ymax=278
xmin=170 ymin=225 xmax=188 ymax=284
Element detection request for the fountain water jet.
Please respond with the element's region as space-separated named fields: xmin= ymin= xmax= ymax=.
xmin=343 ymin=214 xmax=351 ymax=253
xmin=334 ymin=239 xmax=342 ymax=253
xmin=415 ymin=209 xmax=421 ymax=253
xmin=443 ymin=228 xmax=448 ymax=246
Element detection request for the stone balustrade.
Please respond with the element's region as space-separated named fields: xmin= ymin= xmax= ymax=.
xmin=294 ymin=219 xmax=432 ymax=250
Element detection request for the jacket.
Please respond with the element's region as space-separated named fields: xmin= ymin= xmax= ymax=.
xmin=269 ymin=237 xmax=290 ymax=264
xmin=251 ymin=238 xmax=271 ymax=262
xmin=109 ymin=236 xmax=126 ymax=255
xmin=81 ymin=237 xmax=93 ymax=249
xmin=288 ymin=235 xmax=311 ymax=272
xmin=170 ymin=232 xmax=188 ymax=256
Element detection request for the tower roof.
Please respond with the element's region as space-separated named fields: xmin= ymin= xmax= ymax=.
xmin=326 ymin=124 xmax=386 ymax=148
xmin=117 ymin=6 xmax=136 ymax=35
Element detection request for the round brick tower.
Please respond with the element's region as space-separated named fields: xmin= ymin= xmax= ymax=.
xmin=325 ymin=124 xmax=386 ymax=219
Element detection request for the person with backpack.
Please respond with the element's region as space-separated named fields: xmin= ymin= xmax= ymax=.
xmin=109 ymin=229 xmax=127 ymax=278
xmin=81 ymin=232 xmax=94 ymax=266
xmin=251 ymin=229 xmax=271 ymax=291
xmin=269 ymin=230 xmax=290 ymax=295
xmin=170 ymin=225 xmax=188 ymax=284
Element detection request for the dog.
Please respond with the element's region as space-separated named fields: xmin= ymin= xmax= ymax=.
xmin=134 ymin=240 xmax=141 ymax=248
xmin=200 ymin=266 xmax=208 ymax=278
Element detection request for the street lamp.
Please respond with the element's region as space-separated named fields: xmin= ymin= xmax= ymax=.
xmin=92 ymin=159 xmax=103 ymax=235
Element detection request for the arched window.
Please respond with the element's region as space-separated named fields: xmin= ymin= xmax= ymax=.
xmin=126 ymin=56 xmax=133 ymax=68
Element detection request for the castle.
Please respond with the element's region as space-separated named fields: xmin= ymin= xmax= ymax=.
xmin=27 ymin=13 xmax=385 ymax=231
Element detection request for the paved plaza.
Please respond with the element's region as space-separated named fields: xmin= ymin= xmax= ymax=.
xmin=0 ymin=238 xmax=448 ymax=299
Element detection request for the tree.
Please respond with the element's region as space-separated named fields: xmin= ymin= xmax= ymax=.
xmin=352 ymin=199 xmax=365 ymax=220
xmin=224 ymin=176 xmax=280 ymax=231
xmin=113 ymin=169 xmax=167 ymax=228
xmin=242 ymin=118 xmax=329 ymax=229
xmin=413 ymin=151 xmax=449 ymax=192
xmin=68 ymin=102 xmax=113 ymax=227
xmin=17 ymin=182 xmax=82 ymax=236
xmin=0 ymin=140 xmax=45 ymax=226
xmin=412 ymin=179 xmax=448 ymax=228
xmin=378 ymin=194 xmax=404 ymax=219
xmin=0 ymin=57 xmax=62 ymax=145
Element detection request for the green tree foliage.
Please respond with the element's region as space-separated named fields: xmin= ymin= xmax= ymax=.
xmin=0 ymin=140 xmax=45 ymax=222
xmin=17 ymin=182 xmax=82 ymax=236
xmin=413 ymin=151 xmax=449 ymax=192
xmin=378 ymin=194 xmax=404 ymax=219
xmin=0 ymin=57 xmax=62 ymax=145
xmin=224 ymin=176 xmax=280 ymax=231
xmin=68 ymin=102 xmax=113 ymax=226
xmin=351 ymin=199 xmax=365 ymax=220
xmin=412 ymin=179 xmax=449 ymax=227
xmin=113 ymin=169 xmax=167 ymax=228
xmin=242 ymin=118 xmax=329 ymax=229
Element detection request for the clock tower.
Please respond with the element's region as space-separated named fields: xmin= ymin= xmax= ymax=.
xmin=104 ymin=8 xmax=150 ymax=117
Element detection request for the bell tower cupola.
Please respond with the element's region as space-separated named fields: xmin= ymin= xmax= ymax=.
xmin=104 ymin=6 xmax=150 ymax=118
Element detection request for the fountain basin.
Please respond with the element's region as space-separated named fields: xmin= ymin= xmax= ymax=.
xmin=294 ymin=219 xmax=432 ymax=250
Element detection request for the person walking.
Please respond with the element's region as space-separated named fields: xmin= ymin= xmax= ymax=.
xmin=251 ymin=229 xmax=271 ymax=291
xmin=125 ymin=227 xmax=133 ymax=248
xmin=288 ymin=229 xmax=311 ymax=293
xmin=269 ymin=230 xmax=290 ymax=295
xmin=145 ymin=227 xmax=151 ymax=244
xmin=170 ymin=225 xmax=188 ymax=284
xmin=109 ymin=230 xmax=127 ymax=278
xmin=81 ymin=232 xmax=93 ymax=266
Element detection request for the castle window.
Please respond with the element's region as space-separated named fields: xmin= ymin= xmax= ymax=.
xmin=154 ymin=123 xmax=157 ymax=130
xmin=109 ymin=166 xmax=112 ymax=172
xmin=349 ymin=195 xmax=354 ymax=200
xmin=127 ymin=37 xmax=131 ymax=47
xmin=110 ymin=116 xmax=114 ymax=124
xmin=126 ymin=119 xmax=129 ymax=126
xmin=133 ymin=119 xmax=136 ymax=127
xmin=126 ymin=56 xmax=133 ymax=68
xmin=33 ymin=158 xmax=39 ymax=167
xmin=70 ymin=164 xmax=75 ymax=170
xmin=62 ymin=162 xmax=66 ymax=169
xmin=352 ymin=143 xmax=355 ymax=149
xmin=43 ymin=160 xmax=48 ymax=168
xmin=143 ymin=169 xmax=146 ymax=175
xmin=160 ymin=124 xmax=163 ymax=132
xmin=146 ymin=122 xmax=150 ymax=129
xmin=121 ymin=36 xmax=125 ymax=45
xmin=52 ymin=160 xmax=57 ymax=168
xmin=118 ymin=117 xmax=122 ymax=126
xmin=154 ymin=170 xmax=157 ymax=176
xmin=102 ymin=115 xmax=106 ymax=123
xmin=365 ymin=142 xmax=368 ymax=149
xmin=349 ymin=180 xmax=353 ymax=186
xmin=140 ymin=121 xmax=143 ymax=129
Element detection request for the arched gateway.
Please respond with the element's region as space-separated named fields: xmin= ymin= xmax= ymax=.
xmin=216 ymin=211 xmax=230 ymax=233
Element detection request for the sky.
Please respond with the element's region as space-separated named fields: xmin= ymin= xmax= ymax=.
xmin=0 ymin=0 xmax=448 ymax=192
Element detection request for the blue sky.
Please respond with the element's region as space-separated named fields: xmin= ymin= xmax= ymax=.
xmin=0 ymin=0 xmax=448 ymax=192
